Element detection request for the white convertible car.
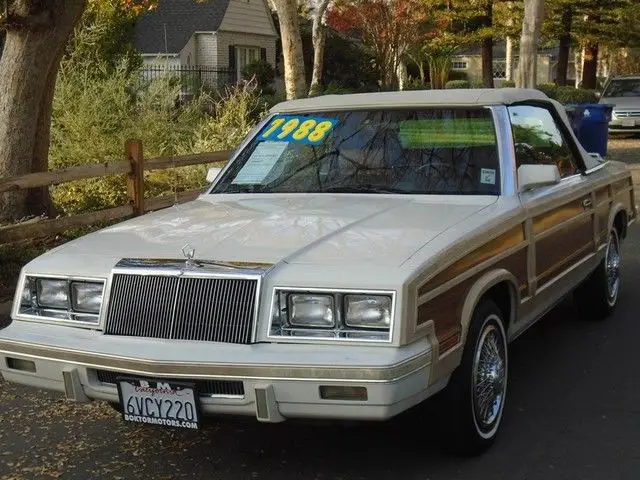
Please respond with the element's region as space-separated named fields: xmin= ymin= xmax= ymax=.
xmin=0 ymin=89 xmax=635 ymax=454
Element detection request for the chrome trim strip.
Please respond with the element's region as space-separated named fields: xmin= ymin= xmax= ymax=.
xmin=267 ymin=287 xmax=396 ymax=344
xmin=0 ymin=339 xmax=430 ymax=383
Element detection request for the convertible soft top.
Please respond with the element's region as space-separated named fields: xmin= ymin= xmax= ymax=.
xmin=271 ymin=88 xmax=550 ymax=113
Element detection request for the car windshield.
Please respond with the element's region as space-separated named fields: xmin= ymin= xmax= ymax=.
xmin=211 ymin=108 xmax=501 ymax=195
xmin=603 ymin=79 xmax=640 ymax=97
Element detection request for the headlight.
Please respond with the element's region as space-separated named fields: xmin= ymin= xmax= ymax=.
xmin=37 ymin=279 xmax=69 ymax=309
xmin=17 ymin=275 xmax=105 ymax=326
xmin=344 ymin=295 xmax=392 ymax=329
xmin=289 ymin=294 xmax=335 ymax=327
xmin=270 ymin=290 xmax=394 ymax=342
xmin=71 ymin=282 xmax=104 ymax=314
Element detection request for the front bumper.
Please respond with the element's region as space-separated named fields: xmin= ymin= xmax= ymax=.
xmin=0 ymin=321 xmax=437 ymax=422
xmin=609 ymin=118 xmax=640 ymax=133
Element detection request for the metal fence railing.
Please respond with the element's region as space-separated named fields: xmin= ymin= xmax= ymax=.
xmin=139 ymin=65 xmax=237 ymax=92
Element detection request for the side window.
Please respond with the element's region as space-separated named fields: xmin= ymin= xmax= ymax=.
xmin=508 ymin=105 xmax=580 ymax=178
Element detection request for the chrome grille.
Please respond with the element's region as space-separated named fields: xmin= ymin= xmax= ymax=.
xmin=95 ymin=370 xmax=245 ymax=397
xmin=615 ymin=111 xmax=640 ymax=118
xmin=104 ymin=274 xmax=258 ymax=343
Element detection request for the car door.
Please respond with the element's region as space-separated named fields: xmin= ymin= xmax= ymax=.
xmin=508 ymin=104 xmax=598 ymax=327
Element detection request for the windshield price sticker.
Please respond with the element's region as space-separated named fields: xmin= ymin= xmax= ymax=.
xmin=260 ymin=115 xmax=338 ymax=145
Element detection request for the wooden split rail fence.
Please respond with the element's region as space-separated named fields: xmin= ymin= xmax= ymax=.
xmin=0 ymin=140 xmax=230 ymax=245
xmin=1 ymin=142 xmax=639 ymax=246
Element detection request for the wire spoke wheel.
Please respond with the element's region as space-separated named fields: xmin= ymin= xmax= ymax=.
xmin=471 ymin=318 xmax=507 ymax=437
xmin=605 ymin=229 xmax=621 ymax=306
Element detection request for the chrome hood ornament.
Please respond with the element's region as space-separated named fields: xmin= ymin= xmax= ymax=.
xmin=181 ymin=243 xmax=196 ymax=266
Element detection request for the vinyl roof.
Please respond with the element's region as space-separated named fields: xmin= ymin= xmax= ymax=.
xmin=271 ymin=88 xmax=550 ymax=113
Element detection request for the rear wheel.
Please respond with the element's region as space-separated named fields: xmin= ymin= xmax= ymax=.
xmin=575 ymin=227 xmax=621 ymax=320
xmin=438 ymin=298 xmax=508 ymax=456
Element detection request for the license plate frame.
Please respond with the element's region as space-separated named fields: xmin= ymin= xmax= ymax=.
xmin=621 ymin=118 xmax=636 ymax=127
xmin=117 ymin=377 xmax=201 ymax=430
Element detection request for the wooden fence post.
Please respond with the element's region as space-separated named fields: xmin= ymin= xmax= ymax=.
xmin=126 ymin=139 xmax=144 ymax=216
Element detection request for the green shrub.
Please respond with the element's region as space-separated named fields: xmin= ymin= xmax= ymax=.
xmin=536 ymin=82 xmax=558 ymax=98
xmin=448 ymin=70 xmax=468 ymax=81
xmin=405 ymin=77 xmax=430 ymax=90
xmin=322 ymin=81 xmax=354 ymax=95
xmin=445 ymin=80 xmax=471 ymax=89
xmin=501 ymin=80 xmax=516 ymax=87
xmin=554 ymin=86 xmax=599 ymax=105
xmin=50 ymin=63 xmax=266 ymax=215
xmin=470 ymin=80 xmax=485 ymax=88
xmin=241 ymin=60 xmax=275 ymax=94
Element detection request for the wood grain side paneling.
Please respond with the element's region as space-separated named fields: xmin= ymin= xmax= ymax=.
xmin=596 ymin=204 xmax=610 ymax=247
xmin=417 ymin=225 xmax=525 ymax=297
xmin=417 ymin=248 xmax=528 ymax=354
xmin=535 ymin=214 xmax=594 ymax=287
xmin=595 ymin=187 xmax=610 ymax=205
xmin=532 ymin=199 xmax=583 ymax=235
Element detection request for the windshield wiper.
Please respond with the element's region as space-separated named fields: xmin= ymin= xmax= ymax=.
xmin=323 ymin=185 xmax=408 ymax=194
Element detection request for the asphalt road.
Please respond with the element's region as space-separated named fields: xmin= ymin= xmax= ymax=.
xmin=1 ymin=225 xmax=640 ymax=480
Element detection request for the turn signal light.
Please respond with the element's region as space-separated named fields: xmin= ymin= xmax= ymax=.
xmin=319 ymin=385 xmax=367 ymax=401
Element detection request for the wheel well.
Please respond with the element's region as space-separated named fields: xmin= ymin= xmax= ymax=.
xmin=482 ymin=281 xmax=514 ymax=327
xmin=614 ymin=210 xmax=627 ymax=239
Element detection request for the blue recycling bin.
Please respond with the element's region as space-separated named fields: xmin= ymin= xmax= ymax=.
xmin=565 ymin=104 xmax=613 ymax=157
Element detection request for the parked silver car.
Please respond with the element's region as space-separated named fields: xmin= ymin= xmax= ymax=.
xmin=599 ymin=75 xmax=640 ymax=133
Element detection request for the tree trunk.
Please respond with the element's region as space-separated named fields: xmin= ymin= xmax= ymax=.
xmin=517 ymin=0 xmax=544 ymax=88
xmin=308 ymin=25 xmax=326 ymax=96
xmin=581 ymin=43 xmax=599 ymax=89
xmin=556 ymin=5 xmax=572 ymax=86
xmin=308 ymin=0 xmax=330 ymax=97
xmin=27 ymin=37 xmax=69 ymax=218
xmin=575 ymin=48 xmax=583 ymax=88
xmin=0 ymin=0 xmax=87 ymax=223
xmin=396 ymin=59 xmax=408 ymax=90
xmin=506 ymin=37 xmax=514 ymax=81
xmin=273 ymin=0 xmax=307 ymax=99
xmin=481 ymin=1 xmax=493 ymax=88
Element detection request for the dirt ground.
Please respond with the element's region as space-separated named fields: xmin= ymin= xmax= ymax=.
xmin=608 ymin=135 xmax=640 ymax=163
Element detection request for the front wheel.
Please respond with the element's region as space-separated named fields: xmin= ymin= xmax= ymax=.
xmin=437 ymin=298 xmax=508 ymax=456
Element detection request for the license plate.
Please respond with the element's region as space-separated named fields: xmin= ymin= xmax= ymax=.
xmin=621 ymin=118 xmax=636 ymax=127
xmin=117 ymin=378 xmax=200 ymax=430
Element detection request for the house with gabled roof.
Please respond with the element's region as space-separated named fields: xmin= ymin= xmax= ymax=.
xmin=132 ymin=0 xmax=279 ymax=83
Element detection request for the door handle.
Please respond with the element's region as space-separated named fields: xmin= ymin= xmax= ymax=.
xmin=582 ymin=198 xmax=593 ymax=209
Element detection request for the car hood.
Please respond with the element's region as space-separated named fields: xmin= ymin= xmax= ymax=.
xmin=43 ymin=194 xmax=497 ymax=270
xmin=602 ymin=97 xmax=640 ymax=110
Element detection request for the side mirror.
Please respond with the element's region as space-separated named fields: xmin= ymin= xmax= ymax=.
xmin=207 ymin=167 xmax=222 ymax=183
xmin=517 ymin=164 xmax=561 ymax=192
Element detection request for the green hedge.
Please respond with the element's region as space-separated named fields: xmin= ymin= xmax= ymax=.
xmin=445 ymin=80 xmax=471 ymax=89
xmin=554 ymin=86 xmax=598 ymax=104
xmin=502 ymin=80 xmax=516 ymax=87
xmin=448 ymin=70 xmax=468 ymax=81
xmin=534 ymin=83 xmax=598 ymax=104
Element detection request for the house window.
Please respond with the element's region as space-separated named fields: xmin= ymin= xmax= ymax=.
xmin=493 ymin=60 xmax=507 ymax=79
xmin=236 ymin=46 xmax=260 ymax=79
xmin=452 ymin=61 xmax=468 ymax=70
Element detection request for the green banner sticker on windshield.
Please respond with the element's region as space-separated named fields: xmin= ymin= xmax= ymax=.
xmin=399 ymin=119 xmax=497 ymax=148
